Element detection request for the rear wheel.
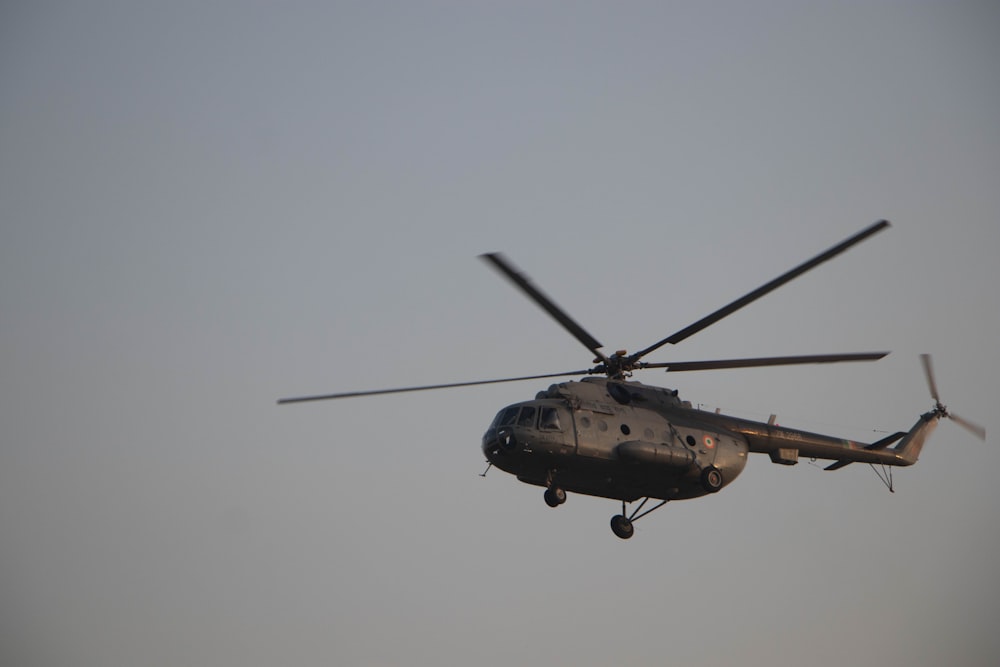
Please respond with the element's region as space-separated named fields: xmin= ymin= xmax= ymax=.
xmin=610 ymin=515 xmax=634 ymax=539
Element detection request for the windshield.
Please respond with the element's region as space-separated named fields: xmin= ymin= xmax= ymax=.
xmin=490 ymin=404 xmax=563 ymax=432
xmin=488 ymin=407 xmax=514 ymax=428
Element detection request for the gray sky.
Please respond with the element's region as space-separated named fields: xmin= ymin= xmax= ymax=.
xmin=2 ymin=2 xmax=998 ymax=666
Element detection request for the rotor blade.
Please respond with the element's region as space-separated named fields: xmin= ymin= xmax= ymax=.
xmin=920 ymin=353 xmax=940 ymax=403
xmin=480 ymin=252 xmax=608 ymax=362
xmin=629 ymin=220 xmax=890 ymax=362
xmin=639 ymin=352 xmax=889 ymax=372
xmin=277 ymin=369 xmax=594 ymax=404
xmin=948 ymin=413 xmax=986 ymax=441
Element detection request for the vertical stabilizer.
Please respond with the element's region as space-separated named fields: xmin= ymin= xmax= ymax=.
xmin=892 ymin=412 xmax=940 ymax=465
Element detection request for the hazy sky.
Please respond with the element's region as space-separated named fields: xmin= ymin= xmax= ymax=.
xmin=2 ymin=2 xmax=999 ymax=666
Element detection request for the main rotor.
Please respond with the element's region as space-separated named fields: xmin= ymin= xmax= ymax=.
xmin=279 ymin=221 xmax=890 ymax=404
xmin=478 ymin=220 xmax=890 ymax=381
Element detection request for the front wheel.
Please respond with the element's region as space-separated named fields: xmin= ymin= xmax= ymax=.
xmin=544 ymin=487 xmax=567 ymax=507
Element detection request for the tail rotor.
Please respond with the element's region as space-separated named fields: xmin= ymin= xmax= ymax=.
xmin=920 ymin=354 xmax=986 ymax=440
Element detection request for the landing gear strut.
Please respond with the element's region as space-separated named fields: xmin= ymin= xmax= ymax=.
xmin=610 ymin=497 xmax=669 ymax=539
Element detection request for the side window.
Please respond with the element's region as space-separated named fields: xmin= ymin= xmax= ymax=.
xmin=539 ymin=407 xmax=562 ymax=431
xmin=517 ymin=406 xmax=537 ymax=427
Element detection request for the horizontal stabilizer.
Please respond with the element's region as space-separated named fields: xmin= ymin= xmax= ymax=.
xmin=866 ymin=432 xmax=906 ymax=450
xmin=824 ymin=432 xmax=906 ymax=470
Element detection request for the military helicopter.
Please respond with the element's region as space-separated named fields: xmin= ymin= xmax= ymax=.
xmin=280 ymin=220 xmax=984 ymax=539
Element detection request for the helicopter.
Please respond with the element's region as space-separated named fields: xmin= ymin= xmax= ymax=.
xmin=279 ymin=220 xmax=985 ymax=539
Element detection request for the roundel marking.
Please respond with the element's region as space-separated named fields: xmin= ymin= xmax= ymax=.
xmin=703 ymin=435 xmax=716 ymax=449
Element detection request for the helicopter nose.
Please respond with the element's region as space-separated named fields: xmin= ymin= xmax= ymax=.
xmin=482 ymin=428 xmax=499 ymax=455
xmin=482 ymin=426 xmax=517 ymax=460
xmin=496 ymin=427 xmax=517 ymax=451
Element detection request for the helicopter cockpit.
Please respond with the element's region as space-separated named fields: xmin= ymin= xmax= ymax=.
xmin=482 ymin=401 xmax=572 ymax=468
xmin=486 ymin=403 xmax=564 ymax=436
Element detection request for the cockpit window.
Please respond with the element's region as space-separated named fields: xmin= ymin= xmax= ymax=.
xmin=539 ymin=407 xmax=562 ymax=431
xmin=495 ymin=407 xmax=519 ymax=427
xmin=517 ymin=406 xmax=537 ymax=427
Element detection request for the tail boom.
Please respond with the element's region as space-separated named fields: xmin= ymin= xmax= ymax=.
xmin=713 ymin=411 xmax=940 ymax=468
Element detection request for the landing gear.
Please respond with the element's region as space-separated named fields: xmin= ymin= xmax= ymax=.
xmin=543 ymin=470 xmax=567 ymax=508
xmin=610 ymin=498 xmax=669 ymax=539
xmin=610 ymin=514 xmax=634 ymax=539
xmin=544 ymin=486 xmax=567 ymax=507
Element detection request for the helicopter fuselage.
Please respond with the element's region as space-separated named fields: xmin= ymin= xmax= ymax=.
xmin=482 ymin=376 xmax=919 ymax=504
xmin=482 ymin=377 xmax=749 ymax=502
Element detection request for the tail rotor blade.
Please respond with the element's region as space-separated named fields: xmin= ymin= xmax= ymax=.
xmin=949 ymin=413 xmax=986 ymax=441
xmin=920 ymin=353 xmax=940 ymax=404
